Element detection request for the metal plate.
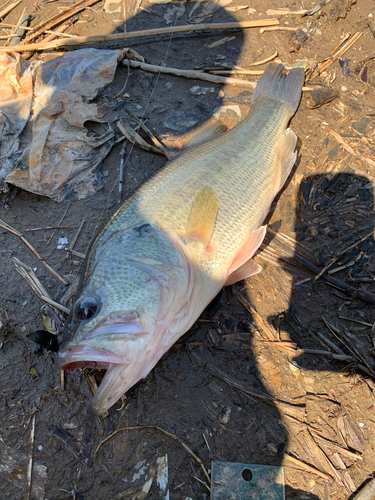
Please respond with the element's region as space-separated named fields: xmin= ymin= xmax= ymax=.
xmin=211 ymin=461 xmax=284 ymax=500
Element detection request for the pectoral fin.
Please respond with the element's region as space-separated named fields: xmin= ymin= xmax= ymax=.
xmin=226 ymin=225 xmax=267 ymax=284
xmin=186 ymin=188 xmax=219 ymax=248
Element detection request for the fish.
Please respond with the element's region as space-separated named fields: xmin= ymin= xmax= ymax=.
xmin=58 ymin=63 xmax=305 ymax=415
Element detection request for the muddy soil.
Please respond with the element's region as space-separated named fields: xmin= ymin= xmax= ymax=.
xmin=0 ymin=0 xmax=374 ymax=499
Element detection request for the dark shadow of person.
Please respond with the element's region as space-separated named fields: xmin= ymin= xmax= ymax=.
xmin=104 ymin=5 xmax=320 ymax=499
xmin=262 ymin=171 xmax=374 ymax=497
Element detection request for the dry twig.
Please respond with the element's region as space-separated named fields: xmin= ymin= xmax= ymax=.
xmin=24 ymin=226 xmax=78 ymax=232
xmin=284 ymin=453 xmax=333 ymax=481
xmin=249 ymin=51 xmax=278 ymax=66
xmin=265 ymin=227 xmax=375 ymax=305
xmin=0 ymin=0 xmax=22 ymax=20
xmin=309 ymin=30 xmax=363 ymax=80
xmin=322 ymin=317 xmax=375 ymax=378
xmin=21 ymin=0 xmax=101 ymax=44
xmin=12 ymin=258 xmax=70 ymax=315
xmin=47 ymin=204 xmax=70 ymax=245
xmin=123 ymin=107 xmax=172 ymax=160
xmin=117 ymin=120 xmax=168 ymax=155
xmin=0 ymin=219 xmax=68 ymax=286
xmin=26 ymin=413 xmax=36 ymax=500
xmin=124 ymin=60 xmax=313 ymax=91
xmin=5 ymin=19 xmax=280 ymax=52
xmin=69 ymin=219 xmax=85 ymax=252
xmin=124 ymin=59 xmax=257 ymax=89
xmin=96 ymin=425 xmax=210 ymax=484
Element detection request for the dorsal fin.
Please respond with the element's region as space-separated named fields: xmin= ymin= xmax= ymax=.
xmin=185 ymin=187 xmax=219 ymax=248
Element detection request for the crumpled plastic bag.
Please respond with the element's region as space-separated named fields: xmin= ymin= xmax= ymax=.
xmin=0 ymin=47 xmax=143 ymax=202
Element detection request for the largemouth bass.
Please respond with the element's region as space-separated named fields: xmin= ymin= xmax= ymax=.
xmin=58 ymin=63 xmax=304 ymax=415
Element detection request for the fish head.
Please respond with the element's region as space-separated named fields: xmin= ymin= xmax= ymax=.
xmin=57 ymin=221 xmax=195 ymax=414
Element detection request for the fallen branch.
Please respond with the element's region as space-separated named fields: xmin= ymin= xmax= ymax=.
xmin=124 ymin=59 xmax=314 ymax=91
xmin=4 ymin=19 xmax=280 ymax=52
xmin=24 ymin=225 xmax=78 ymax=232
xmin=236 ymin=294 xmax=278 ymax=340
xmin=96 ymin=425 xmax=210 ymax=484
xmin=124 ymin=59 xmax=257 ymax=88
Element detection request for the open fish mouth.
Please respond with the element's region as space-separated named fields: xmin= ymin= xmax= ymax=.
xmin=57 ymin=344 xmax=126 ymax=370
xmin=58 ymin=344 xmax=144 ymax=415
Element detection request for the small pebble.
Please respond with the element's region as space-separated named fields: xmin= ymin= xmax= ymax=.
xmin=189 ymin=86 xmax=215 ymax=96
xmin=57 ymin=237 xmax=68 ymax=249
xmin=218 ymin=406 xmax=232 ymax=424
xmin=341 ymin=85 xmax=348 ymax=91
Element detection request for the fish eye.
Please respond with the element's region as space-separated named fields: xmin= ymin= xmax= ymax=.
xmin=74 ymin=296 xmax=100 ymax=321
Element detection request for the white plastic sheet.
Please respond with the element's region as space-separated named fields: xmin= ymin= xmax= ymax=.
xmin=0 ymin=47 xmax=143 ymax=201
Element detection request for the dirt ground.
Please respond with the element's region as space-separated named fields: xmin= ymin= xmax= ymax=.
xmin=0 ymin=0 xmax=375 ymax=498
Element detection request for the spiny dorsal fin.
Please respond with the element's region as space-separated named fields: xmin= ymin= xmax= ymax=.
xmin=186 ymin=187 xmax=219 ymax=248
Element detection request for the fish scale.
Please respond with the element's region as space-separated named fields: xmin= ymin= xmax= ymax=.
xmin=133 ymin=100 xmax=289 ymax=272
xmin=58 ymin=63 xmax=305 ymax=414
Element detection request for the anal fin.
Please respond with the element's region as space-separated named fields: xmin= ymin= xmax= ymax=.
xmin=225 ymin=259 xmax=262 ymax=285
xmin=185 ymin=187 xmax=219 ymax=248
xmin=226 ymin=225 xmax=267 ymax=284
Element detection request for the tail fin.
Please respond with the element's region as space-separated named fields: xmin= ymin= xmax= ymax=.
xmin=251 ymin=63 xmax=305 ymax=116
